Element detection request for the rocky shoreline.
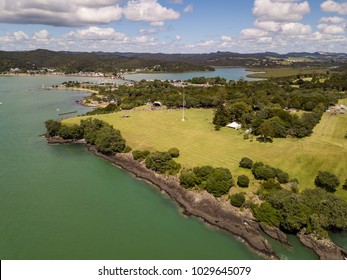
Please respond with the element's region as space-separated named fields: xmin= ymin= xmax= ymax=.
xmin=46 ymin=137 xmax=347 ymax=260
xmin=85 ymin=144 xmax=277 ymax=259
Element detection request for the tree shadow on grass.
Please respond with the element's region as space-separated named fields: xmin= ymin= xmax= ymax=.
xmin=256 ymin=137 xmax=273 ymax=143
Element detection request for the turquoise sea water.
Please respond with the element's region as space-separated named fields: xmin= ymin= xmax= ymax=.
xmin=0 ymin=74 xmax=342 ymax=260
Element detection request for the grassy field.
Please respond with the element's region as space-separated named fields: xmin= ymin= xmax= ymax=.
xmin=247 ymin=68 xmax=328 ymax=78
xmin=64 ymin=102 xmax=347 ymax=200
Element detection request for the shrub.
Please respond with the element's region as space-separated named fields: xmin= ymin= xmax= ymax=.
xmin=204 ymin=167 xmax=233 ymax=197
xmin=277 ymin=172 xmax=289 ymax=184
xmin=230 ymin=193 xmax=246 ymax=208
xmin=239 ymin=157 xmax=253 ymax=169
xmin=237 ymin=175 xmax=250 ymax=188
xmin=343 ymin=179 xmax=347 ymax=190
xmin=253 ymin=165 xmax=276 ymax=180
xmin=179 ymin=170 xmax=198 ymax=189
xmin=132 ymin=150 xmax=150 ymax=161
xmin=168 ymin=147 xmax=180 ymax=158
xmin=145 ymin=151 xmax=181 ymax=175
xmin=123 ymin=146 xmax=132 ymax=153
xmin=252 ymin=202 xmax=280 ymax=227
xmin=193 ymin=166 xmax=214 ymax=182
xmin=258 ymin=179 xmax=282 ymax=197
xmin=314 ymin=171 xmax=340 ymax=193
xmin=58 ymin=124 xmax=83 ymax=139
xmin=95 ymin=127 xmax=126 ymax=156
xmin=45 ymin=119 xmax=61 ymax=137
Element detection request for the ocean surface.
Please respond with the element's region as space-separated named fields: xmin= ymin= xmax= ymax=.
xmin=0 ymin=73 xmax=344 ymax=260
xmin=124 ymin=67 xmax=261 ymax=82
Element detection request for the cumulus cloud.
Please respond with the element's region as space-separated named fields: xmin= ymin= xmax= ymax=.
xmin=66 ymin=26 xmax=126 ymax=41
xmin=123 ymin=0 xmax=180 ymax=22
xmin=0 ymin=0 xmax=180 ymax=27
xmin=317 ymin=23 xmax=345 ymax=34
xmin=253 ymin=0 xmax=310 ymax=22
xmin=321 ymin=0 xmax=347 ymax=15
xmin=281 ymin=22 xmax=312 ymax=35
xmin=183 ymin=5 xmax=193 ymax=13
xmin=241 ymin=28 xmax=269 ymax=37
xmin=254 ymin=20 xmax=281 ymax=32
xmin=0 ymin=0 xmax=123 ymax=26
xmin=320 ymin=16 xmax=345 ymax=24
xmin=14 ymin=31 xmax=29 ymax=41
xmin=220 ymin=35 xmax=232 ymax=42
xmin=176 ymin=35 xmax=181 ymax=40
xmin=33 ymin=30 xmax=50 ymax=40
xmin=150 ymin=21 xmax=165 ymax=27
xmin=139 ymin=28 xmax=158 ymax=35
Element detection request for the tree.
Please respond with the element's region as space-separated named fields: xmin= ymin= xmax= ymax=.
xmin=253 ymin=202 xmax=280 ymax=227
xmin=277 ymin=172 xmax=289 ymax=184
xmin=132 ymin=150 xmax=150 ymax=161
xmin=314 ymin=171 xmax=340 ymax=193
xmin=343 ymin=179 xmax=347 ymax=190
xmin=45 ymin=119 xmax=61 ymax=137
xmin=193 ymin=165 xmax=214 ymax=183
xmin=237 ymin=175 xmax=250 ymax=188
xmin=230 ymin=193 xmax=245 ymax=208
xmin=145 ymin=151 xmax=181 ymax=175
xmin=204 ymin=167 xmax=233 ymax=197
xmin=259 ymin=120 xmax=275 ymax=142
xmin=58 ymin=124 xmax=83 ymax=139
xmin=95 ymin=126 xmax=126 ymax=156
xmin=253 ymin=165 xmax=276 ymax=180
xmin=239 ymin=157 xmax=253 ymax=169
xmin=168 ymin=147 xmax=180 ymax=158
xmin=179 ymin=170 xmax=198 ymax=189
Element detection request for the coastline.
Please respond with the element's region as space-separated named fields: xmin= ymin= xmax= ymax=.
xmin=85 ymin=144 xmax=277 ymax=259
xmin=46 ymin=137 xmax=347 ymax=260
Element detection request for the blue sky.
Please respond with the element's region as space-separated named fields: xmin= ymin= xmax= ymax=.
xmin=0 ymin=0 xmax=346 ymax=53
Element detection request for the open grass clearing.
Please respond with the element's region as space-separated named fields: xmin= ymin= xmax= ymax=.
xmin=247 ymin=68 xmax=328 ymax=78
xmin=64 ymin=102 xmax=347 ymax=200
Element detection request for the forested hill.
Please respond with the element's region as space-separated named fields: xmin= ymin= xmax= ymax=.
xmin=1 ymin=49 xmax=347 ymax=73
xmin=0 ymin=49 xmax=214 ymax=73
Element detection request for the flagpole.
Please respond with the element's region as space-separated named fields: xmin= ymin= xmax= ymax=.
xmin=182 ymin=91 xmax=185 ymax=122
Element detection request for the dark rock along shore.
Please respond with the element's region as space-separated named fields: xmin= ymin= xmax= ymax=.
xmin=47 ymin=138 xmax=347 ymax=260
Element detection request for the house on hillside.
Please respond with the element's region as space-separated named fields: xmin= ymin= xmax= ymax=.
xmin=226 ymin=122 xmax=242 ymax=129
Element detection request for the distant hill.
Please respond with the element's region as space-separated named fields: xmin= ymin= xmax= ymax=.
xmin=1 ymin=49 xmax=346 ymax=73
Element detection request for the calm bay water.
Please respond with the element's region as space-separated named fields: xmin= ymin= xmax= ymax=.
xmin=0 ymin=73 xmax=335 ymax=260
xmin=124 ymin=67 xmax=261 ymax=82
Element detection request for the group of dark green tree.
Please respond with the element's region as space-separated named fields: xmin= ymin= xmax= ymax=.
xmin=237 ymin=157 xmax=347 ymax=238
xmin=76 ymin=72 xmax=346 ymax=139
xmin=45 ymin=118 xmax=127 ymax=156
xmin=132 ymin=147 xmax=181 ymax=175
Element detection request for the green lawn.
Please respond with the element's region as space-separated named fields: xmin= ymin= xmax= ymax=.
xmin=247 ymin=68 xmax=328 ymax=78
xmin=64 ymin=103 xmax=347 ymax=200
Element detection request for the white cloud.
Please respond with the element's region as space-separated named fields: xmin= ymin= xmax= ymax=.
xmin=220 ymin=35 xmax=232 ymax=42
xmin=254 ymin=20 xmax=281 ymax=32
xmin=14 ymin=31 xmax=29 ymax=41
xmin=0 ymin=0 xmax=123 ymax=26
xmin=150 ymin=21 xmax=165 ymax=27
xmin=33 ymin=30 xmax=50 ymax=40
xmin=170 ymin=0 xmax=183 ymax=4
xmin=321 ymin=0 xmax=347 ymax=15
xmin=176 ymin=35 xmax=181 ymax=40
xmin=0 ymin=0 xmax=180 ymax=27
xmin=317 ymin=23 xmax=345 ymax=34
xmin=320 ymin=16 xmax=345 ymax=24
xmin=139 ymin=28 xmax=158 ymax=35
xmin=241 ymin=28 xmax=269 ymax=37
xmin=183 ymin=4 xmax=193 ymax=13
xmin=253 ymin=0 xmax=310 ymax=22
xmin=280 ymin=22 xmax=311 ymax=35
xmin=66 ymin=26 xmax=126 ymax=41
xmin=123 ymin=0 xmax=180 ymax=22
